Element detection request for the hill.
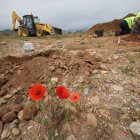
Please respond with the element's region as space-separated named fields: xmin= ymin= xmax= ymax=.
xmin=0 ymin=29 xmax=17 ymax=36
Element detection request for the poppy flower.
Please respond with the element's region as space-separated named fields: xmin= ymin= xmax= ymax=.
xmin=56 ymin=86 xmax=69 ymax=99
xmin=29 ymin=84 xmax=46 ymax=101
xmin=70 ymin=93 xmax=81 ymax=102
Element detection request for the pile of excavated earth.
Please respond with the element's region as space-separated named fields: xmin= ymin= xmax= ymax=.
xmin=87 ymin=13 xmax=135 ymax=34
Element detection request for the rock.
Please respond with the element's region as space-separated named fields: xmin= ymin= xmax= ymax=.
xmin=113 ymin=85 xmax=123 ymax=92
xmin=18 ymin=110 xmax=24 ymax=121
xmin=0 ymin=107 xmax=10 ymax=118
xmin=10 ymin=88 xmax=21 ymax=95
xmin=0 ymin=121 xmax=4 ymax=135
xmin=2 ymin=111 xmax=17 ymax=123
xmin=63 ymin=123 xmax=71 ymax=132
xmin=9 ymin=104 xmax=22 ymax=113
xmin=92 ymin=96 xmax=100 ymax=105
xmin=92 ymin=70 xmax=98 ymax=74
xmin=44 ymin=96 xmax=52 ymax=103
xmin=51 ymin=77 xmax=58 ymax=85
xmin=130 ymin=122 xmax=140 ymax=135
xmin=86 ymin=113 xmax=97 ymax=128
xmin=94 ymin=53 xmax=102 ymax=62
xmin=56 ymin=68 xmax=62 ymax=75
xmin=9 ymin=121 xmax=17 ymax=129
xmin=100 ymin=64 xmax=108 ymax=71
xmin=135 ymin=108 xmax=140 ymax=119
xmin=0 ymin=42 xmax=6 ymax=45
xmin=12 ymin=128 xmax=20 ymax=136
xmin=101 ymin=70 xmax=108 ymax=74
xmin=3 ymin=94 xmax=13 ymax=100
xmin=66 ymin=134 xmax=76 ymax=140
xmin=22 ymin=104 xmax=38 ymax=120
xmin=84 ymin=88 xmax=89 ymax=96
xmin=49 ymin=66 xmax=56 ymax=72
xmin=1 ymin=128 xmax=10 ymax=139
xmin=27 ymin=125 xmax=33 ymax=131
xmin=0 ymin=98 xmax=7 ymax=105
xmin=76 ymin=75 xmax=84 ymax=83
xmin=113 ymin=55 xmax=119 ymax=60
xmin=109 ymin=108 xmax=121 ymax=120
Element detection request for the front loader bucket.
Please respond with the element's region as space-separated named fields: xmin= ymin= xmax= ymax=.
xmin=52 ymin=27 xmax=62 ymax=35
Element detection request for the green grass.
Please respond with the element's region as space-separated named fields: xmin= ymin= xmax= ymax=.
xmin=121 ymin=65 xmax=135 ymax=76
xmin=128 ymin=57 xmax=135 ymax=63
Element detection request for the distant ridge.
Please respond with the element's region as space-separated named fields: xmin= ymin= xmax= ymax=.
xmin=0 ymin=29 xmax=17 ymax=36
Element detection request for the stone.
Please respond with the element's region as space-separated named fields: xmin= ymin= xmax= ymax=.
xmin=51 ymin=77 xmax=58 ymax=85
xmin=101 ymin=70 xmax=108 ymax=74
xmin=18 ymin=110 xmax=24 ymax=121
xmin=0 ymin=107 xmax=10 ymax=118
xmin=22 ymin=104 xmax=38 ymax=120
xmin=49 ymin=66 xmax=56 ymax=72
xmin=135 ymin=108 xmax=140 ymax=119
xmin=0 ymin=42 xmax=6 ymax=45
xmin=113 ymin=85 xmax=123 ymax=92
xmin=12 ymin=128 xmax=20 ymax=136
xmin=66 ymin=134 xmax=76 ymax=140
xmin=100 ymin=64 xmax=108 ymax=71
xmin=9 ymin=104 xmax=22 ymax=113
xmin=92 ymin=70 xmax=98 ymax=74
xmin=84 ymin=88 xmax=89 ymax=96
xmin=113 ymin=55 xmax=119 ymax=60
xmin=86 ymin=113 xmax=97 ymax=128
xmin=130 ymin=122 xmax=140 ymax=135
xmin=94 ymin=53 xmax=102 ymax=62
xmin=44 ymin=96 xmax=52 ymax=103
xmin=27 ymin=125 xmax=33 ymax=131
xmin=77 ymin=75 xmax=84 ymax=83
xmin=109 ymin=108 xmax=121 ymax=120
xmin=2 ymin=111 xmax=17 ymax=123
xmin=1 ymin=128 xmax=10 ymax=139
xmin=0 ymin=98 xmax=7 ymax=105
xmin=3 ymin=94 xmax=13 ymax=100
xmin=9 ymin=121 xmax=18 ymax=129
xmin=92 ymin=96 xmax=100 ymax=105
xmin=0 ymin=121 xmax=4 ymax=135
xmin=63 ymin=123 xmax=71 ymax=132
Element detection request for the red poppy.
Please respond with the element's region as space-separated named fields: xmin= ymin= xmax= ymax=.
xmin=56 ymin=86 xmax=69 ymax=99
xmin=70 ymin=93 xmax=81 ymax=102
xmin=29 ymin=84 xmax=46 ymax=101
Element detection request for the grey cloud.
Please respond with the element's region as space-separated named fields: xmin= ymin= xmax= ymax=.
xmin=0 ymin=0 xmax=139 ymax=30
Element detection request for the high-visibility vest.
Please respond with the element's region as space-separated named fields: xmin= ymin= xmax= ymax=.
xmin=124 ymin=16 xmax=136 ymax=29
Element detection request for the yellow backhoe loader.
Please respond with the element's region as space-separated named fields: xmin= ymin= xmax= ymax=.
xmin=12 ymin=11 xmax=62 ymax=37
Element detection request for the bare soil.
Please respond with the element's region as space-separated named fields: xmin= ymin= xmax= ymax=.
xmin=0 ymin=33 xmax=140 ymax=140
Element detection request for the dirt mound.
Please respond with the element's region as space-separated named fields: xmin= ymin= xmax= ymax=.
xmin=87 ymin=13 xmax=135 ymax=34
xmin=123 ymin=34 xmax=140 ymax=42
xmin=0 ymin=49 xmax=101 ymax=96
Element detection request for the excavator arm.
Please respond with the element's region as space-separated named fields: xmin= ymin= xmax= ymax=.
xmin=12 ymin=11 xmax=23 ymax=30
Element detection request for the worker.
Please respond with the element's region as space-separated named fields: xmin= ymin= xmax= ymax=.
xmin=116 ymin=12 xmax=140 ymax=36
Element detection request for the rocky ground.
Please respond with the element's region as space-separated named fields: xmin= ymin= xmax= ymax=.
xmin=0 ymin=33 xmax=140 ymax=140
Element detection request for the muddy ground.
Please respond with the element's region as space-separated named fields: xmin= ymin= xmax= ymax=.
xmin=0 ymin=33 xmax=140 ymax=140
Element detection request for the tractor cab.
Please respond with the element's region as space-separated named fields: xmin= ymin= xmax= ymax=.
xmin=22 ymin=15 xmax=36 ymax=35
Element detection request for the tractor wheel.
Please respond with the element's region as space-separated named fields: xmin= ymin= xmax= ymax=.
xmin=22 ymin=28 xmax=29 ymax=37
xmin=36 ymin=29 xmax=44 ymax=37
xmin=18 ymin=27 xmax=22 ymax=36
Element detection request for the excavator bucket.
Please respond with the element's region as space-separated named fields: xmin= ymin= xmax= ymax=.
xmin=51 ymin=27 xmax=62 ymax=35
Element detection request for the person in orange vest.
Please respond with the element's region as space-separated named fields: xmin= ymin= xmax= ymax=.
xmin=116 ymin=12 xmax=140 ymax=36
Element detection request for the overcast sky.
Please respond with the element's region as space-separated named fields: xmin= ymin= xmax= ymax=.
xmin=0 ymin=0 xmax=139 ymax=30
